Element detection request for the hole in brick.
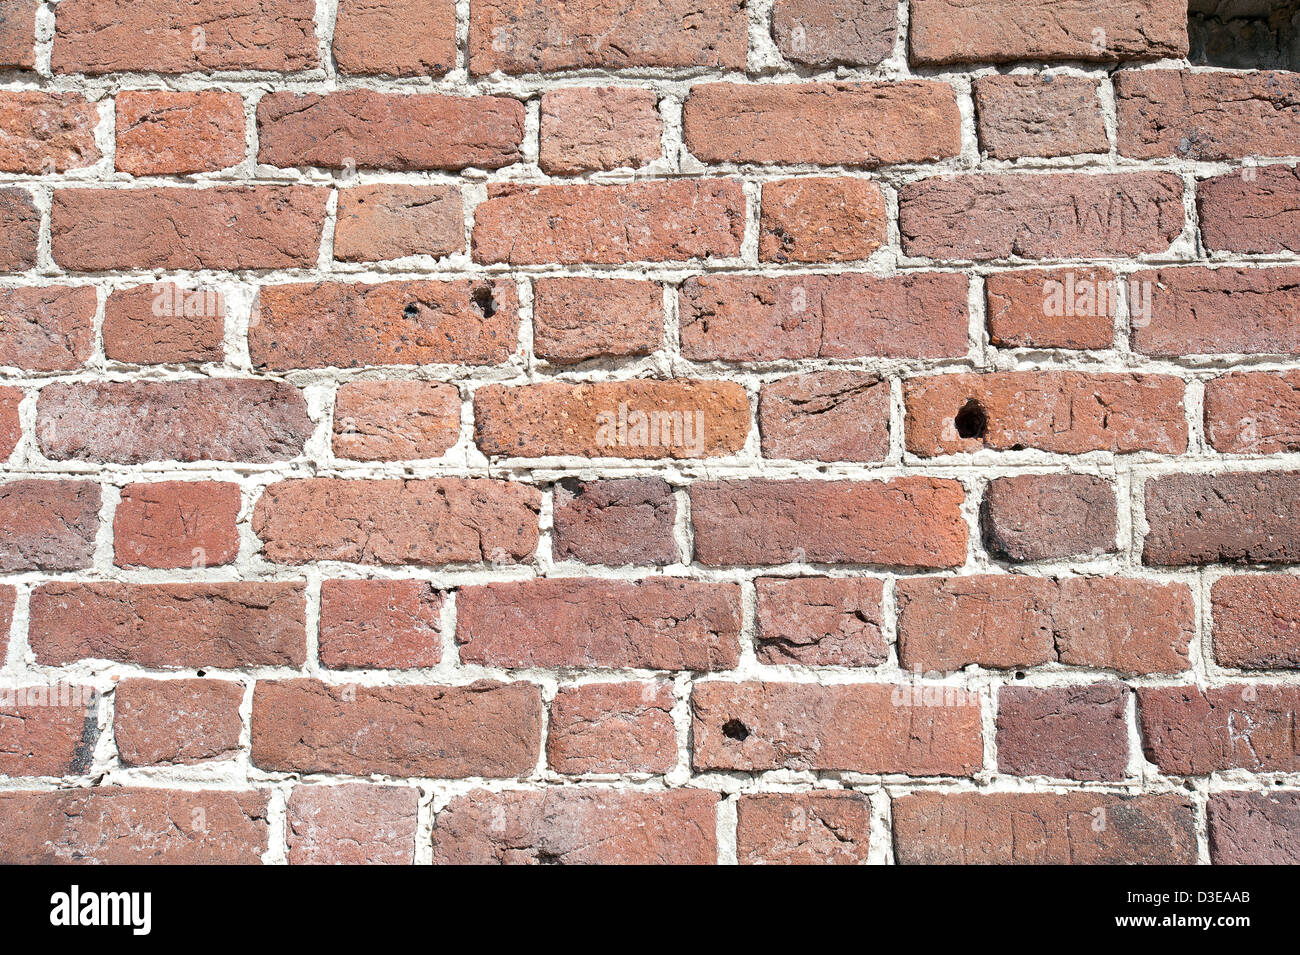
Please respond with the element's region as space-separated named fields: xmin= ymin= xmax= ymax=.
xmin=722 ymin=718 xmax=750 ymax=741
xmin=536 ymin=851 xmax=562 ymax=864
xmin=954 ymin=399 xmax=988 ymax=441
xmin=196 ymin=669 xmax=207 ymax=678
xmin=404 ymin=302 xmax=419 ymax=319
xmin=558 ymin=476 xmax=585 ymax=498
xmin=1189 ymin=0 xmax=1300 ymax=69
xmin=471 ymin=285 xmax=497 ymax=318
xmin=1015 ymin=671 xmax=1026 ymax=680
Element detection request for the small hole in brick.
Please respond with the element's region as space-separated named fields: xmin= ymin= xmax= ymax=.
xmin=404 ymin=302 xmax=419 ymax=319
xmin=722 ymin=718 xmax=750 ymax=741
xmin=1015 ymin=671 xmax=1026 ymax=680
xmin=955 ymin=399 xmax=988 ymax=440
xmin=196 ymin=669 xmax=207 ymax=678
xmin=471 ymin=285 xmax=497 ymax=318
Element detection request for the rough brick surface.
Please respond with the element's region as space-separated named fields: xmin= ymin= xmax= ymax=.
xmin=531 ymin=278 xmax=663 ymax=364
xmin=0 ymin=683 xmax=98 ymax=776
xmin=772 ymin=0 xmax=897 ymax=68
xmin=1134 ymin=267 xmax=1300 ymax=357
xmin=0 ymin=1 xmax=36 ymax=69
xmin=333 ymin=0 xmax=455 ymax=77
xmin=113 ymin=480 xmax=241 ymax=569
xmin=318 ymin=579 xmax=443 ymax=670
xmin=0 ymin=91 xmax=101 ymax=173
xmin=760 ymin=372 xmax=890 ymax=462
xmin=333 ymin=185 xmax=464 ymax=262
xmin=333 ymin=380 xmax=461 ymax=461
xmin=1144 ymin=472 xmax=1300 ymax=566
xmin=1204 ymin=371 xmax=1300 ymax=454
xmin=1209 ymin=792 xmax=1300 ymax=865
xmin=981 ymin=474 xmax=1117 ymax=561
xmin=539 ymin=87 xmax=662 ymax=175
xmin=115 ymin=90 xmax=245 ymax=175
xmin=985 ymin=267 xmax=1116 ymax=350
xmin=0 ymin=388 xmax=20 ymax=458
xmin=759 ymin=178 xmax=887 ymax=263
xmin=974 ymin=75 xmax=1107 ymax=159
xmin=1212 ymin=575 xmax=1300 ymax=670
xmin=552 ymin=477 xmax=679 ymax=566
xmin=996 ymin=683 xmax=1130 ymax=781
xmin=0 ymin=187 xmax=37 ymax=270
xmin=0 ymin=480 xmax=99 ymax=572
xmin=0 ymin=286 xmax=97 ymax=371
xmin=737 ymin=792 xmax=872 ymax=865
xmin=755 ymin=576 xmax=887 ymax=666
xmin=287 ymin=785 xmax=419 ymax=865
xmin=547 ymin=682 xmax=677 ymax=775
xmin=1199 ymin=164 xmax=1300 ymax=254
xmin=1138 ymin=685 xmax=1300 ymax=774
xmin=113 ymin=678 xmax=244 ymax=766
xmin=102 ymin=283 xmax=225 ymax=365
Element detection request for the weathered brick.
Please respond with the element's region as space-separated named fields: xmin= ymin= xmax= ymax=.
xmin=251 ymin=280 xmax=518 ymax=370
xmin=333 ymin=0 xmax=455 ymax=77
xmin=287 ymin=784 xmax=419 ymax=865
xmin=474 ymin=380 xmax=750 ymax=460
xmin=755 ymin=576 xmax=887 ymax=667
xmin=1139 ymin=685 xmax=1300 ymax=774
xmin=253 ymin=478 xmax=540 ymax=566
xmin=1117 ymin=70 xmax=1300 ymax=160
xmin=1144 ymin=472 xmax=1300 ymax=566
xmin=532 ymin=278 xmax=662 ymax=365
xmin=985 ymin=267 xmax=1116 ymax=350
xmin=691 ymin=478 xmax=968 ymax=568
xmin=102 ymin=283 xmax=225 ymax=365
xmin=759 ymin=372 xmax=889 ymax=462
xmin=547 ymin=682 xmax=677 ymax=775
xmin=539 ymin=87 xmax=662 ymax=175
xmin=457 ymin=578 xmax=741 ymax=670
xmin=1199 ymin=164 xmax=1300 ymax=254
xmin=52 ymin=186 xmax=326 ymax=271
xmin=318 ymin=579 xmax=443 ymax=670
xmin=693 ymin=681 xmax=982 ymax=774
xmin=257 ymin=91 xmax=524 ymax=171
xmin=680 ymin=272 xmax=970 ymax=362
xmin=552 ymin=477 xmax=679 ymax=566
xmin=981 ymin=474 xmax=1117 ymax=561
xmin=1212 ymin=575 xmax=1300 ymax=670
xmin=1205 ymin=371 xmax=1300 ymax=454
xmin=893 ymin=792 xmax=1197 ymax=864
xmin=113 ymin=678 xmax=243 ymax=766
xmin=910 ymin=0 xmax=1188 ymax=65
xmin=333 ymin=185 xmax=463 ymax=263
xmin=473 ymin=180 xmax=745 ymax=265
xmin=0 ymin=387 xmax=19 ymax=458
xmin=114 ymin=480 xmax=241 ymax=569
xmin=0 ymin=91 xmax=100 ymax=173
xmin=251 ymin=679 xmax=542 ymax=777
xmin=772 ymin=0 xmax=896 ymax=67
xmin=1134 ymin=267 xmax=1300 ymax=356
xmin=897 ymin=575 xmax=1193 ymax=675
xmin=737 ymin=792 xmax=872 ymax=865
xmin=0 ymin=188 xmax=38 ymax=271
xmin=973 ymin=75 xmax=1107 ymax=159
xmin=759 ymin=178 xmax=886 ymax=263
xmin=115 ymin=90 xmax=245 ymax=175
xmin=899 ymin=172 xmax=1184 ymax=260
xmin=0 ymin=286 xmax=97 ymax=371
xmin=469 ymin=0 xmax=747 ymax=74
xmin=996 ymin=683 xmax=1129 ymax=781
xmin=28 ymin=582 xmax=306 ymax=668
xmin=0 ymin=1 xmax=36 ymax=69
xmin=333 ymin=380 xmax=461 ymax=461
xmin=0 ymin=585 xmax=12 ymax=636
xmin=0 ymin=789 xmax=269 ymax=864
xmin=0 ymin=480 xmax=99 ymax=572
xmin=0 ymin=683 xmax=98 ymax=776
xmin=1209 ymin=792 xmax=1300 ymax=865
xmin=904 ymin=372 xmax=1187 ymax=456
xmin=38 ymin=380 xmax=311 ymax=464
xmin=684 ymin=81 xmax=961 ymax=166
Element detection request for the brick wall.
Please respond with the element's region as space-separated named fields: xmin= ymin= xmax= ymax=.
xmin=0 ymin=0 xmax=1296 ymax=865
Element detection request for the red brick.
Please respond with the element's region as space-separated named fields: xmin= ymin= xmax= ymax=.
xmin=115 ymin=90 xmax=244 ymax=175
xmin=53 ymin=0 xmax=318 ymax=74
xmin=0 ymin=286 xmax=97 ymax=371
xmin=0 ymin=480 xmax=99 ymax=572
xmin=468 ymin=0 xmax=747 ymax=74
xmin=755 ymin=576 xmax=886 ymax=667
xmin=904 ymin=372 xmax=1187 ymax=456
xmin=318 ymin=579 xmax=443 ymax=670
xmin=251 ymin=678 xmax=542 ymax=777
xmin=474 ymin=380 xmax=750 ymax=460
xmin=28 ymin=581 xmax=306 ymax=668
xmin=257 ymin=91 xmax=524 ymax=171
xmin=52 ymin=186 xmax=326 ymax=271
xmin=333 ymin=0 xmax=455 ymax=77
xmin=909 ymin=0 xmax=1187 ymax=65
xmin=539 ymin=87 xmax=662 ymax=175
xmin=760 ymin=177 xmax=886 ymax=263
xmin=1117 ymin=69 xmax=1300 ymax=160
xmin=997 ymin=683 xmax=1129 ymax=781
xmin=1212 ymin=575 xmax=1300 ymax=670
xmin=1134 ymin=267 xmax=1300 ymax=356
xmin=0 ymin=1 xmax=36 ymax=69
xmin=1199 ymin=164 xmax=1300 ymax=254
xmin=102 ymin=283 xmax=224 ymax=365
xmin=552 ymin=477 xmax=679 ymax=566
xmin=691 ymin=478 xmax=967 ymax=568
xmin=985 ymin=268 xmax=1116 ymax=350
xmin=737 ymin=792 xmax=872 ymax=865
xmin=113 ymin=678 xmax=243 ymax=766
xmin=897 ymin=575 xmax=1193 ymax=675
xmin=457 ymin=578 xmax=741 ymax=670
xmin=759 ymin=372 xmax=889 ymax=462
xmin=1139 ymin=685 xmax=1300 ymax=774
xmin=1205 ymin=371 xmax=1300 ymax=454
xmin=772 ymin=0 xmax=896 ymax=67
xmin=0 ymin=789 xmax=269 ymax=864
xmin=251 ymin=280 xmax=518 ymax=371
xmin=0 ymin=386 xmax=19 ymax=458
xmin=973 ymin=75 xmax=1107 ymax=159
xmin=38 ymin=380 xmax=310 ymax=464
xmin=0 ymin=91 xmax=100 ymax=173
xmin=684 ymin=81 xmax=961 ymax=166
xmin=0 ymin=683 xmax=98 ymax=776
xmin=0 ymin=187 xmax=37 ymax=271
xmin=253 ymin=478 xmax=540 ymax=566
xmin=473 ymin=180 xmax=745 ymax=265
xmin=893 ymin=791 xmax=1197 ymax=864
xmin=287 ymin=784 xmax=419 ymax=865
xmin=680 ymin=272 xmax=970 ymax=362
xmin=899 ymin=172 xmax=1184 ymax=260
xmin=333 ymin=380 xmax=461 ymax=461
xmin=1209 ymin=792 xmax=1300 ymax=865
xmin=693 ymin=681 xmax=982 ymax=774
xmin=0 ymin=585 xmax=12 ymax=635
xmin=1144 ymin=472 xmax=1300 ymax=566
xmin=114 ymin=481 xmax=240 ymax=569
xmin=981 ymin=474 xmax=1116 ymax=561
xmin=334 ymin=185 xmax=463 ymax=263
xmin=547 ymin=682 xmax=676 ymax=775
xmin=532 ymin=278 xmax=662 ymax=365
